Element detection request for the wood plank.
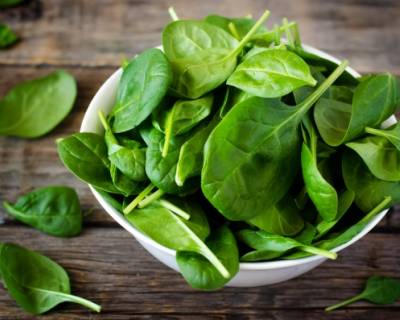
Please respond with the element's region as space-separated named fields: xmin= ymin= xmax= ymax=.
xmin=0 ymin=226 xmax=399 ymax=318
xmin=0 ymin=0 xmax=399 ymax=73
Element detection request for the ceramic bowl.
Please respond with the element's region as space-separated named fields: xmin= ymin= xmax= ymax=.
xmin=80 ymin=43 xmax=392 ymax=287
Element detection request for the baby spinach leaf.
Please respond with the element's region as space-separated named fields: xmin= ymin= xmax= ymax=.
xmin=326 ymin=276 xmax=400 ymax=312
xmin=219 ymin=86 xmax=253 ymax=118
xmin=0 ymin=243 xmax=101 ymax=315
xmin=365 ymin=123 xmax=400 ymax=151
xmin=57 ymin=132 xmax=119 ymax=194
xmin=227 ymin=49 xmax=317 ymax=98
xmin=248 ymin=195 xmax=304 ymax=236
xmin=294 ymin=222 xmax=317 ymax=245
xmin=0 ymin=70 xmax=77 ymax=138
xmin=0 ymin=24 xmax=18 ymax=48
xmin=177 ymin=225 xmax=239 ymax=290
xmin=109 ymin=165 xmax=143 ymax=196
xmin=342 ymin=150 xmax=400 ymax=212
xmin=238 ymin=230 xmax=337 ymax=262
xmin=111 ymin=48 xmax=172 ymax=133
xmin=202 ymin=62 xmax=348 ymax=220
xmin=3 ymin=186 xmax=82 ymax=237
xmin=126 ymin=204 xmax=229 ymax=278
xmin=93 ymin=187 xmax=122 ymax=211
xmin=162 ymin=11 xmax=270 ymax=99
xmin=314 ymin=74 xmax=399 ymax=146
xmin=346 ymin=135 xmax=400 ymax=182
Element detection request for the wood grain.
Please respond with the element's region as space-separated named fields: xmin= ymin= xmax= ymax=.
xmin=0 ymin=0 xmax=399 ymax=73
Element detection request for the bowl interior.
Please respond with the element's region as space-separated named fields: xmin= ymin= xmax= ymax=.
xmin=80 ymin=43 xmax=390 ymax=270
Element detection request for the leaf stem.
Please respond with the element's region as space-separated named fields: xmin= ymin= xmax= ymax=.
xmin=138 ymin=189 xmax=165 ymax=208
xmin=360 ymin=196 xmax=391 ymax=224
xmin=228 ymin=22 xmax=241 ymax=40
xmin=300 ymin=245 xmax=337 ymax=260
xmin=282 ymin=18 xmax=293 ymax=47
xmin=168 ymin=7 xmax=179 ymax=21
xmin=123 ymin=183 xmax=155 ymax=215
xmin=98 ymin=111 xmax=118 ymax=145
xmin=162 ymin=111 xmax=174 ymax=158
xmin=157 ymin=199 xmax=190 ymax=220
xmin=47 ymin=291 xmax=101 ymax=313
xmin=325 ymin=293 xmax=363 ymax=312
xmin=365 ymin=126 xmax=386 ymax=137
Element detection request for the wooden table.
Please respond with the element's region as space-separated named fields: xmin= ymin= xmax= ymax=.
xmin=0 ymin=1 xmax=399 ymax=319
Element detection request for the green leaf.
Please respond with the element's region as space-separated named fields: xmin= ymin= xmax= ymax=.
xmin=126 ymin=204 xmax=229 ymax=278
xmin=342 ymin=150 xmax=400 ymax=212
xmin=111 ymin=48 xmax=172 ymax=133
xmin=177 ymin=225 xmax=239 ymax=290
xmin=346 ymin=135 xmax=400 ymax=182
xmin=365 ymin=122 xmax=400 ymax=151
xmin=0 ymin=243 xmax=101 ymax=315
xmin=227 ymin=49 xmax=317 ymax=98
xmin=3 ymin=186 xmax=82 ymax=237
xmin=201 ymin=62 xmax=348 ymax=220
xmin=0 ymin=24 xmax=18 ymax=48
xmin=0 ymin=70 xmax=77 ymax=138
xmin=314 ymin=74 xmax=399 ymax=146
xmin=326 ymin=276 xmax=400 ymax=312
xmin=57 ymin=133 xmax=119 ymax=194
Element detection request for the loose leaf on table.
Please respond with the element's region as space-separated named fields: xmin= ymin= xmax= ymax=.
xmin=238 ymin=230 xmax=337 ymax=262
xmin=126 ymin=204 xmax=229 ymax=278
xmin=227 ymin=49 xmax=317 ymax=98
xmin=342 ymin=150 xmax=400 ymax=212
xmin=0 ymin=243 xmax=101 ymax=315
xmin=202 ymin=61 xmax=348 ymax=221
xmin=326 ymin=276 xmax=400 ymax=312
xmin=162 ymin=10 xmax=270 ymax=99
xmin=3 ymin=186 xmax=82 ymax=237
xmin=0 ymin=70 xmax=77 ymax=138
xmin=57 ymin=132 xmax=119 ymax=194
xmin=177 ymin=225 xmax=239 ymax=290
xmin=314 ymin=74 xmax=399 ymax=146
xmin=248 ymin=195 xmax=304 ymax=236
xmin=0 ymin=24 xmax=18 ymax=48
xmin=366 ymin=122 xmax=400 ymax=151
xmin=111 ymin=48 xmax=172 ymax=133
xmin=346 ymin=135 xmax=400 ymax=182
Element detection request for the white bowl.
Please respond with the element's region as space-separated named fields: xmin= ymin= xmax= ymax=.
xmin=80 ymin=44 xmax=392 ymax=287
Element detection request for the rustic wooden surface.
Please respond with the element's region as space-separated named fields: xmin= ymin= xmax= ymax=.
xmin=0 ymin=0 xmax=399 ymax=319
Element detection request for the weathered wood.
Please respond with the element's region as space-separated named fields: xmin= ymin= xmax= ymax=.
xmin=0 ymin=226 xmax=399 ymax=319
xmin=0 ymin=0 xmax=399 ymax=73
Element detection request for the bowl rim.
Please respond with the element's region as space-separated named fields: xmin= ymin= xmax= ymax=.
xmin=81 ymin=43 xmax=390 ymax=271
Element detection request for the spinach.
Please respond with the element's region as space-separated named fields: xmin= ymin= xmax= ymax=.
xmin=126 ymin=204 xmax=229 ymax=278
xmin=342 ymin=150 xmax=400 ymax=212
xmin=0 ymin=24 xmax=18 ymax=48
xmin=326 ymin=276 xmax=400 ymax=312
xmin=177 ymin=225 xmax=239 ymax=290
xmin=366 ymin=123 xmax=400 ymax=151
xmin=0 ymin=243 xmax=101 ymax=315
xmin=238 ymin=230 xmax=337 ymax=262
xmin=346 ymin=135 xmax=400 ymax=181
xmin=0 ymin=71 xmax=77 ymax=138
xmin=3 ymin=186 xmax=82 ymax=237
xmin=248 ymin=195 xmax=304 ymax=236
xmin=227 ymin=49 xmax=317 ymax=98
xmin=111 ymin=49 xmax=172 ymax=133
xmin=314 ymin=74 xmax=399 ymax=146
xmin=162 ymin=10 xmax=270 ymax=99
xmin=57 ymin=133 xmax=119 ymax=194
xmin=202 ymin=62 xmax=347 ymax=220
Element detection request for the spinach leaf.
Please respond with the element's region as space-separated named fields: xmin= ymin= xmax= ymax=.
xmin=162 ymin=11 xmax=270 ymax=99
xmin=342 ymin=150 xmax=400 ymax=212
xmin=57 ymin=132 xmax=119 ymax=194
xmin=177 ymin=225 xmax=239 ymax=290
xmin=202 ymin=62 xmax=348 ymax=220
xmin=366 ymin=123 xmax=400 ymax=151
xmin=314 ymin=74 xmax=399 ymax=146
xmin=0 ymin=24 xmax=18 ymax=48
xmin=109 ymin=165 xmax=143 ymax=196
xmin=3 ymin=186 xmax=82 ymax=237
xmin=93 ymin=187 xmax=122 ymax=211
xmin=111 ymin=48 xmax=172 ymax=133
xmin=294 ymin=222 xmax=317 ymax=244
xmin=346 ymin=135 xmax=400 ymax=182
xmin=219 ymin=86 xmax=253 ymax=118
xmin=326 ymin=276 xmax=400 ymax=312
xmin=248 ymin=195 xmax=304 ymax=236
xmin=126 ymin=204 xmax=229 ymax=278
xmin=227 ymin=49 xmax=317 ymax=98
xmin=0 ymin=243 xmax=101 ymax=315
xmin=0 ymin=70 xmax=77 ymax=138
xmin=238 ymin=230 xmax=336 ymax=262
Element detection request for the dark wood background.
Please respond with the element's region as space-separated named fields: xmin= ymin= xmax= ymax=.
xmin=0 ymin=0 xmax=399 ymax=319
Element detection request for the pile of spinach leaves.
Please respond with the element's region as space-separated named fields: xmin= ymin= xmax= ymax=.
xmin=57 ymin=9 xmax=400 ymax=291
